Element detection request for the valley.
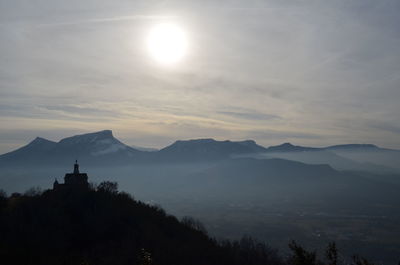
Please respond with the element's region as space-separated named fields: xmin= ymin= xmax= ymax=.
xmin=1 ymin=130 xmax=400 ymax=264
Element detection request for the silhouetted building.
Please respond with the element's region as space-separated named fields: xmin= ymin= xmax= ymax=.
xmin=53 ymin=160 xmax=89 ymax=190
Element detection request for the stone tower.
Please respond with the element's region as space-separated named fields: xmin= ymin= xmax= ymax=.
xmin=53 ymin=160 xmax=89 ymax=190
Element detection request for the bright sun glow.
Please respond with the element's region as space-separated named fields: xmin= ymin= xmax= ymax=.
xmin=147 ymin=23 xmax=188 ymax=65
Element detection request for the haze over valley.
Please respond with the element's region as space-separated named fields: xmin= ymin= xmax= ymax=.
xmin=1 ymin=1 xmax=400 ymax=264
xmin=1 ymin=130 xmax=400 ymax=264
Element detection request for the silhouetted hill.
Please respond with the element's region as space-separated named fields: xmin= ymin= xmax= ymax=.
xmin=322 ymin=144 xmax=400 ymax=171
xmin=261 ymin=149 xmax=395 ymax=173
xmin=176 ymin=158 xmax=400 ymax=212
xmin=0 ymin=137 xmax=57 ymax=160
xmin=264 ymin=142 xmax=399 ymax=154
xmin=1 ymin=130 xmax=399 ymax=171
xmin=0 ymin=182 xmax=385 ymax=265
xmin=0 ymin=184 xmax=283 ymax=265
xmin=266 ymin=143 xmax=394 ymax=153
xmin=52 ymin=130 xmax=144 ymax=163
xmin=258 ymin=143 xmax=399 ymax=173
xmin=0 ymin=130 xmax=146 ymax=166
xmin=157 ymin=139 xmax=267 ymax=162
xmin=0 ymin=132 xmax=268 ymax=166
xmin=325 ymin=144 xmax=379 ymax=151
xmin=265 ymin=143 xmax=320 ymax=152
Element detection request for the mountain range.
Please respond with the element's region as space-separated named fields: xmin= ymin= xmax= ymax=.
xmin=2 ymin=130 xmax=399 ymax=213
xmin=0 ymin=130 xmax=270 ymax=166
xmin=0 ymin=130 xmax=398 ymax=172
xmin=1 ymin=130 xmax=400 ymax=264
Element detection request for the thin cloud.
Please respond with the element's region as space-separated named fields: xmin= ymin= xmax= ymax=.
xmin=369 ymin=121 xmax=400 ymax=135
xmin=37 ymin=15 xmax=176 ymax=27
xmin=218 ymin=111 xmax=281 ymax=121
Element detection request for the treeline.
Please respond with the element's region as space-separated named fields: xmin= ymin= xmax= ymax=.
xmin=0 ymin=183 xmax=378 ymax=265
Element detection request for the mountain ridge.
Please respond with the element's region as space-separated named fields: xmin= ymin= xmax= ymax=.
xmin=0 ymin=130 xmax=398 ymax=169
xmin=2 ymin=130 xmax=397 ymax=158
xmin=0 ymin=131 xmax=271 ymax=165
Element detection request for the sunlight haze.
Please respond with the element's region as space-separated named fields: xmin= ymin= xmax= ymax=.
xmin=0 ymin=0 xmax=399 ymax=153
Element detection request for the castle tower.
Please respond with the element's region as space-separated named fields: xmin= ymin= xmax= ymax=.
xmin=53 ymin=178 xmax=59 ymax=190
xmin=53 ymin=161 xmax=89 ymax=190
xmin=73 ymin=160 xmax=79 ymax=174
xmin=64 ymin=160 xmax=88 ymax=187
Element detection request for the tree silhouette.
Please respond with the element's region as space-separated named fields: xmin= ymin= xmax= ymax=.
xmin=181 ymin=216 xmax=207 ymax=235
xmin=138 ymin=248 xmax=153 ymax=265
xmin=0 ymin=182 xmax=382 ymax=265
xmin=97 ymin=181 xmax=118 ymax=193
xmin=326 ymin=242 xmax=338 ymax=265
xmin=288 ymin=240 xmax=317 ymax=265
xmin=352 ymin=255 xmax=376 ymax=265
xmin=0 ymin=182 xmax=285 ymax=265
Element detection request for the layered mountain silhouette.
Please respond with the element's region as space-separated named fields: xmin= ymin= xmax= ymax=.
xmin=0 ymin=130 xmax=268 ymax=166
xmin=0 ymin=130 xmax=144 ymax=166
xmin=265 ymin=143 xmax=320 ymax=152
xmin=1 ymin=130 xmax=399 ymax=264
xmin=253 ymin=142 xmax=399 ymax=173
xmin=156 ymin=139 xmax=266 ymax=162
xmin=0 ymin=130 xmax=398 ymax=172
xmin=175 ymin=157 xmax=400 ymax=210
xmin=265 ymin=142 xmax=385 ymax=153
xmin=0 ymin=182 xmax=286 ymax=265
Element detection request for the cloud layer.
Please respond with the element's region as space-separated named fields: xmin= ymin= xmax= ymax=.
xmin=0 ymin=0 xmax=399 ymax=153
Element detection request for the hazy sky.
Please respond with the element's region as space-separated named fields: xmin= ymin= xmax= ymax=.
xmin=0 ymin=0 xmax=399 ymax=153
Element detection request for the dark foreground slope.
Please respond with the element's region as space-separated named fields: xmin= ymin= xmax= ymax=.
xmin=0 ymin=185 xmax=283 ymax=265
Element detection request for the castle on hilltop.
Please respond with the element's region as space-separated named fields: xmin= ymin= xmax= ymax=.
xmin=53 ymin=160 xmax=89 ymax=190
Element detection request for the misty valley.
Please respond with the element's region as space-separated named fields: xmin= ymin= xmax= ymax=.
xmin=2 ymin=1 xmax=400 ymax=264
xmin=1 ymin=130 xmax=400 ymax=264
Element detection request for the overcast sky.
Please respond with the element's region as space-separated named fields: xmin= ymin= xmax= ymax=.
xmin=0 ymin=0 xmax=399 ymax=153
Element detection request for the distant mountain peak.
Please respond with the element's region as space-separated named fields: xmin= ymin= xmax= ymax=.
xmin=280 ymin=142 xmax=294 ymax=147
xmin=168 ymin=138 xmax=265 ymax=149
xmin=87 ymin=129 xmax=114 ymax=139
xmin=236 ymin=140 xmax=261 ymax=147
xmin=97 ymin=130 xmax=113 ymax=136
xmin=237 ymin=139 xmax=254 ymax=144
xmin=27 ymin=137 xmax=56 ymax=147
xmin=266 ymin=142 xmax=318 ymax=152
xmin=173 ymin=139 xmax=262 ymax=146
xmin=32 ymin=137 xmax=53 ymax=143
xmin=326 ymin=144 xmax=379 ymax=150
xmin=159 ymin=138 xmax=267 ymax=161
xmin=58 ymin=130 xmax=114 ymax=145
xmin=0 ymin=136 xmax=58 ymax=158
xmin=175 ymin=138 xmax=216 ymax=144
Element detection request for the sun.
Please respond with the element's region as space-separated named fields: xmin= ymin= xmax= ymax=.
xmin=147 ymin=23 xmax=188 ymax=65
